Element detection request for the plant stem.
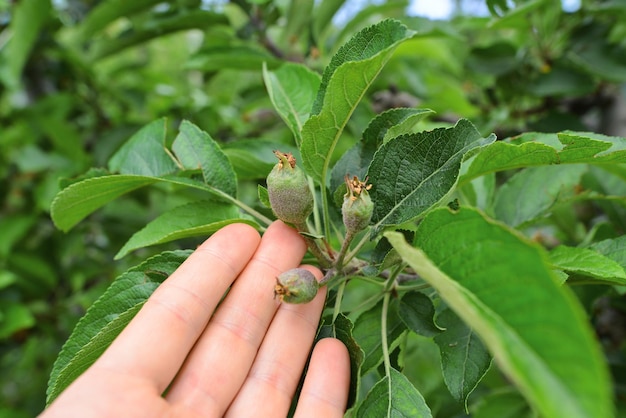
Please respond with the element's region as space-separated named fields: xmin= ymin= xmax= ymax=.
xmin=320 ymin=187 xmax=332 ymax=243
xmin=215 ymin=190 xmax=273 ymax=228
xmin=350 ymin=275 xmax=386 ymax=286
xmin=394 ymin=282 xmax=432 ymax=292
xmin=345 ymin=228 xmax=372 ymax=263
xmin=319 ymin=268 xmax=337 ymax=286
xmin=334 ymin=229 xmax=355 ymax=271
xmin=350 ymin=288 xmax=386 ymax=314
xmin=308 ymin=176 xmax=322 ymax=235
xmin=381 ymin=264 xmax=403 ymax=414
xmin=295 ymin=222 xmax=332 ymax=268
xmin=381 ymin=291 xmax=392 ymax=414
xmin=332 ymin=280 xmax=347 ymax=325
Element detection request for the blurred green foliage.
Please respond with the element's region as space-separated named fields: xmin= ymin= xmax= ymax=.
xmin=1 ymin=0 xmax=625 ymax=416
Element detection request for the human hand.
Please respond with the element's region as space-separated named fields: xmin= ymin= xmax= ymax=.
xmin=40 ymin=221 xmax=350 ymax=417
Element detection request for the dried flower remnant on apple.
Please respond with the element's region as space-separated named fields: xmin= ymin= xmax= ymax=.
xmin=266 ymin=150 xmax=314 ymax=225
xmin=274 ymin=268 xmax=319 ymax=304
xmin=342 ymin=175 xmax=374 ymax=234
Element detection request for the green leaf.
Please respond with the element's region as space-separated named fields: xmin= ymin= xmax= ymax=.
xmin=115 ymin=201 xmax=258 ymax=259
xmin=186 ymin=45 xmax=281 ymax=72
xmin=7 ymin=252 xmax=58 ymax=294
xmin=263 ymin=62 xmax=321 ymax=146
xmin=460 ymin=131 xmax=626 ymax=184
xmin=0 ymin=0 xmax=51 ymax=89
xmin=558 ymin=131 xmax=626 ymax=162
xmin=222 ymin=139 xmax=282 ymax=181
xmin=398 ymin=291 xmax=442 ymax=338
xmin=46 ymin=251 xmax=190 ymax=405
xmin=312 ymin=19 xmax=411 ymax=115
xmin=0 ymin=302 xmax=36 ymax=339
xmin=528 ymin=62 xmax=595 ymax=97
xmin=258 ymin=185 xmax=271 ymax=209
xmin=549 ymin=245 xmax=626 ymax=285
xmin=172 ymin=120 xmax=237 ymax=197
xmin=487 ymin=0 xmax=546 ymax=29
xmin=333 ymin=1 xmax=409 ymax=50
xmin=89 ymin=10 xmax=227 ymax=60
xmin=589 ymin=236 xmax=626 ymax=270
xmin=312 ymin=0 xmax=346 ymax=41
xmin=108 ymin=118 xmax=178 ymax=177
xmin=51 ymin=175 xmax=159 ymax=232
xmin=355 ymin=368 xmax=432 ymax=418
xmin=48 ymin=303 xmax=143 ymax=401
xmin=466 ymin=42 xmax=519 ymax=76
xmin=385 ymin=207 xmax=612 ymax=418
xmin=353 ymin=298 xmax=407 ymax=375
xmin=0 ymin=271 xmax=17 ymax=290
xmin=318 ymin=313 xmax=363 ymax=409
xmin=493 ymin=165 xmax=587 ymax=227
xmin=301 ymin=19 xmax=414 ymax=184
xmin=51 ymin=172 xmax=236 ymax=232
xmin=0 ymin=215 xmax=36 ymax=259
xmin=331 ymin=108 xmax=434 ymax=190
xmin=283 ymin=0 xmax=314 ymax=45
xmin=381 ymin=109 xmax=435 ymax=143
xmin=433 ymin=309 xmax=492 ymax=405
xmin=569 ymin=23 xmax=626 ymax=83
xmin=470 ymin=388 xmax=534 ymax=418
xmin=77 ymin=0 xmax=164 ymax=39
xmin=368 ymin=119 xmax=496 ymax=230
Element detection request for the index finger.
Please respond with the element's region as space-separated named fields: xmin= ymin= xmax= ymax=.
xmin=92 ymin=222 xmax=261 ymax=391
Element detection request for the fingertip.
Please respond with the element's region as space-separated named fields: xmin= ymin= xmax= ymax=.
xmin=265 ymin=220 xmax=306 ymax=245
xmin=314 ymin=338 xmax=351 ymax=384
xmin=294 ymin=338 xmax=351 ymax=418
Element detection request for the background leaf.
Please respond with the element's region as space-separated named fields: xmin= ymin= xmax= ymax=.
xmin=186 ymin=46 xmax=281 ymax=72
xmin=89 ymin=10 xmax=227 ymax=60
xmin=549 ymin=245 xmax=626 ymax=285
xmin=589 ymin=236 xmax=626 ymax=269
xmin=0 ymin=303 xmax=36 ymax=339
xmin=492 ymin=165 xmax=588 ymax=227
xmin=312 ymin=0 xmax=346 ymax=41
xmin=222 ymin=139 xmax=288 ymax=181
xmin=77 ymin=0 xmax=164 ymax=39
xmin=398 ymin=291 xmax=442 ymax=338
xmin=386 ymin=207 xmax=612 ymax=418
xmin=353 ymin=298 xmax=407 ymax=375
xmin=356 ymin=368 xmax=432 ymax=418
xmin=433 ymin=308 xmax=492 ymax=405
xmin=46 ymin=251 xmax=190 ymax=405
xmin=368 ymin=119 xmax=496 ymax=230
xmin=0 ymin=0 xmax=51 ymax=89
xmin=470 ymin=388 xmax=534 ymax=418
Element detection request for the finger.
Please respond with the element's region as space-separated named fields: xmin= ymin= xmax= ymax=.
xmin=293 ymin=338 xmax=350 ymax=418
xmin=92 ymin=223 xmax=261 ymax=392
xmin=166 ymin=221 xmax=308 ymax=416
xmin=224 ymin=266 xmax=325 ymax=417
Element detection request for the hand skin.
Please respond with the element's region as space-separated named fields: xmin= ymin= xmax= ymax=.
xmin=40 ymin=221 xmax=350 ymax=418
